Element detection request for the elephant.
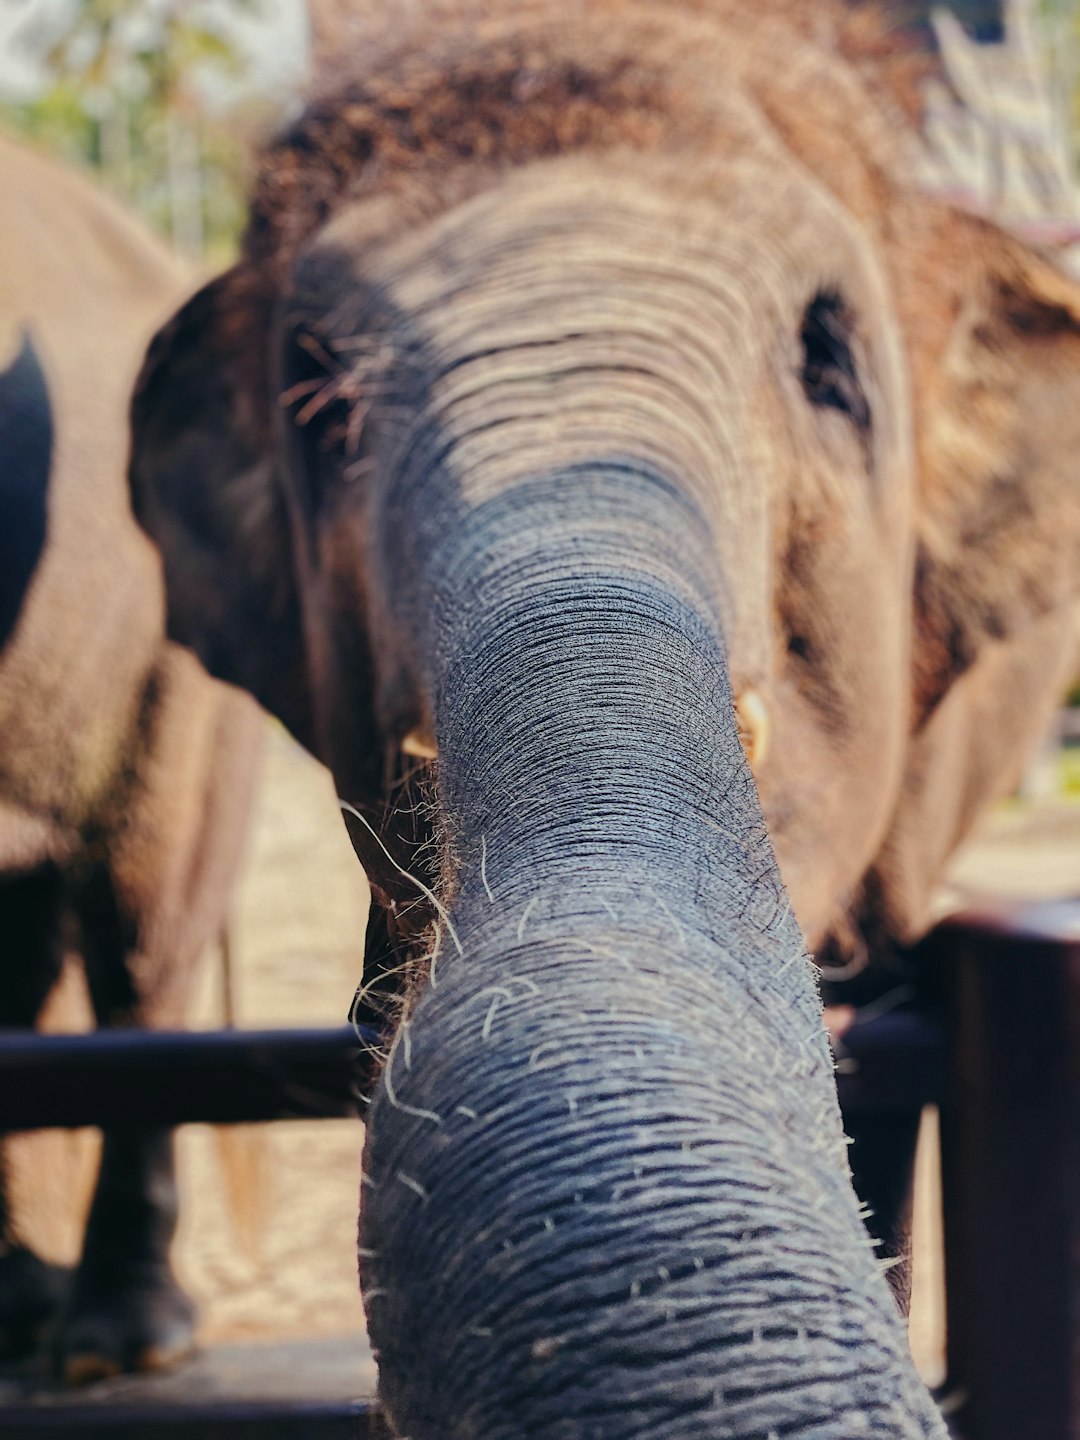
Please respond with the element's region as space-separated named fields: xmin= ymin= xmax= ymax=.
xmin=128 ymin=1 xmax=1080 ymax=1435
xmin=0 ymin=133 xmax=262 ymax=1381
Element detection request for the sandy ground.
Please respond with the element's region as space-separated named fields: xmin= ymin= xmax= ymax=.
xmin=9 ymin=720 xmax=1080 ymax=1384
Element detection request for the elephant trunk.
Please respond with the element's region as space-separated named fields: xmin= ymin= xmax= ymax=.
xmin=360 ymin=470 xmax=943 ymax=1438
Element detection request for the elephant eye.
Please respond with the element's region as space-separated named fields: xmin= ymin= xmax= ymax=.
xmin=799 ymin=291 xmax=871 ymax=437
xmin=281 ymin=323 xmax=362 ymax=517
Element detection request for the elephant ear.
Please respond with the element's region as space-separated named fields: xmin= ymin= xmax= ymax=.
xmin=129 ymin=267 xmax=315 ymax=750
xmin=911 ymin=227 xmax=1080 ymax=719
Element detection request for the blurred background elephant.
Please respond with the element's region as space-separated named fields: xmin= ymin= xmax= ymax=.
xmin=0 ymin=133 xmax=263 ymax=1382
xmin=126 ymin=0 xmax=1080 ymax=1435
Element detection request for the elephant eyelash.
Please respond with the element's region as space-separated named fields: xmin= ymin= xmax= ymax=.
xmin=799 ymin=291 xmax=872 ymax=438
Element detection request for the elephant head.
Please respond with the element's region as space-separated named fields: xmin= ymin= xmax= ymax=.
xmin=129 ymin=3 xmax=1080 ymax=1435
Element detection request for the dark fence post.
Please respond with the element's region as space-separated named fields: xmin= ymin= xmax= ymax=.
xmin=929 ymin=902 xmax=1079 ymax=1440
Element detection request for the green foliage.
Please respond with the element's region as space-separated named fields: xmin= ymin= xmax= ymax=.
xmin=1038 ymin=0 xmax=1080 ymax=146
xmin=1 ymin=0 xmax=281 ymax=264
xmin=3 ymin=80 xmax=99 ymax=170
xmin=1061 ymin=747 xmax=1080 ymax=795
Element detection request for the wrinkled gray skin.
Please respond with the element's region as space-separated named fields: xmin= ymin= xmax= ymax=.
xmin=128 ymin=1 xmax=1080 ymax=1433
xmin=329 ymin=182 xmax=942 ymax=1437
xmin=360 ymin=486 xmax=935 ymax=1437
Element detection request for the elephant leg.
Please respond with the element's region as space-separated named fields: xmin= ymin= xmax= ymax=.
xmin=0 ymin=863 xmax=71 ymax=1358
xmin=51 ymin=866 xmax=195 ymax=1385
xmin=52 ymin=665 xmax=260 ymax=1384
xmin=55 ymin=1128 xmax=193 ymax=1384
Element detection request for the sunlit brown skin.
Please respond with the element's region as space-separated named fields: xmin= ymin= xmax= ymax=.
xmin=130 ymin=1 xmax=1080 ymax=1433
xmin=0 ymin=135 xmax=262 ymax=1382
xmin=136 ymin=0 xmax=1079 ymax=944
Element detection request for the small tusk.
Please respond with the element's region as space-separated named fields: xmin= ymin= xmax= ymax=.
xmin=401 ymin=727 xmax=437 ymax=760
xmin=735 ymin=690 xmax=770 ymax=772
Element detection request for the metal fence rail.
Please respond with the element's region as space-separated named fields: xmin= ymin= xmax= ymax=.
xmin=0 ymin=1025 xmax=379 ymax=1131
xmin=0 ymin=902 xmax=1076 ymax=1440
xmin=0 ymin=1012 xmax=941 ymax=1131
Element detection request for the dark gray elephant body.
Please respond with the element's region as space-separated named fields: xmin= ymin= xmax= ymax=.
xmin=0 ymin=134 xmax=262 ymax=1380
xmin=130 ymin=2 xmax=1080 ymax=1434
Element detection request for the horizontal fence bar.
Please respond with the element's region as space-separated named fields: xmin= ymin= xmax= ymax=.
xmin=1 ymin=905 xmax=1074 ymax=1133
xmin=0 ymin=1025 xmax=382 ymax=1131
xmin=0 ymin=1011 xmax=938 ymax=1132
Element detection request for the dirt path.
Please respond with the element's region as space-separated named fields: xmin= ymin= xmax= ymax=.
xmin=11 ymin=721 xmax=1080 ymax=1374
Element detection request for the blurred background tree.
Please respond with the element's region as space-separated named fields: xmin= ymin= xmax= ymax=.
xmin=0 ymin=0 xmax=298 ymax=266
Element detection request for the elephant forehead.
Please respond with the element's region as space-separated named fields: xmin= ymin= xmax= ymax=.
xmin=363 ymin=154 xmax=878 ymax=333
xmin=305 ymin=154 xmax=902 ymax=515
